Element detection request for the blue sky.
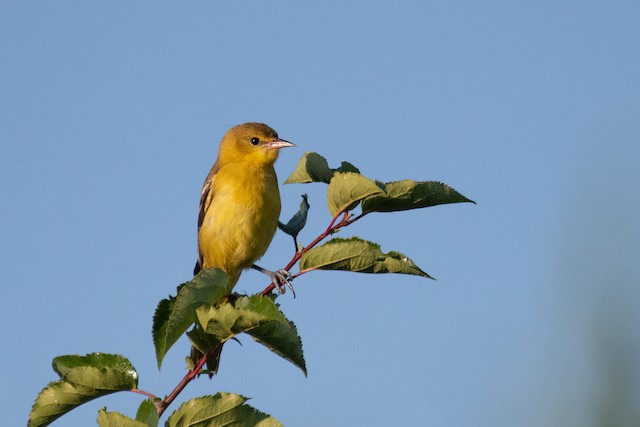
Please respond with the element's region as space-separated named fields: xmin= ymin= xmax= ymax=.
xmin=2 ymin=2 xmax=639 ymax=426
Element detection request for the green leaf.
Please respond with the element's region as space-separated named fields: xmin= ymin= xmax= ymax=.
xmin=53 ymin=353 xmax=138 ymax=390
xmin=326 ymin=172 xmax=384 ymax=216
xmin=361 ymin=180 xmax=475 ymax=214
xmin=98 ymin=409 xmax=149 ymax=427
xmin=28 ymin=353 xmax=139 ymax=427
xmin=336 ymin=161 xmax=360 ymax=174
xmin=284 ymin=151 xmax=360 ymax=184
xmin=196 ymin=295 xmax=306 ymax=375
xmin=136 ymin=399 xmax=159 ymax=426
xmin=166 ymin=393 xmax=283 ymax=427
xmin=284 ymin=151 xmax=332 ymax=184
xmin=186 ymin=325 xmax=223 ymax=360
xmin=299 ymin=237 xmax=433 ymax=279
xmin=29 ymin=381 xmax=112 ymax=427
xmin=196 ymin=295 xmax=284 ymax=339
xmin=186 ymin=325 xmax=225 ymax=376
xmin=153 ymin=269 xmax=233 ymax=369
xmin=278 ymin=194 xmax=310 ymax=238
xmin=246 ymin=318 xmax=307 ymax=376
xmin=152 ymin=294 xmax=175 ymax=366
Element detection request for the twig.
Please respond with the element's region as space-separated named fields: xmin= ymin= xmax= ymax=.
xmin=130 ymin=388 xmax=159 ymax=401
xmin=261 ymin=210 xmax=362 ymax=296
xmin=344 ymin=211 xmax=368 ymax=226
xmin=156 ymin=342 xmax=222 ymax=417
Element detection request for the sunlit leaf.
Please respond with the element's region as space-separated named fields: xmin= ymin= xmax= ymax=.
xmin=300 ymin=237 xmax=433 ymax=278
xmin=196 ymin=295 xmax=281 ymax=338
xmin=53 ymin=353 xmax=138 ymax=390
xmin=166 ymin=393 xmax=283 ymax=427
xmin=327 ymin=172 xmax=384 ymax=216
xmin=29 ymin=381 xmax=108 ymax=427
xmin=284 ymin=152 xmax=359 ymax=184
xmin=196 ymin=295 xmax=306 ymax=374
xmin=29 ymin=353 xmax=139 ymax=427
xmin=98 ymin=409 xmax=149 ymax=427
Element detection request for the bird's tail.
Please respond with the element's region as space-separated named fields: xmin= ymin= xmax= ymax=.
xmin=193 ymin=260 xmax=202 ymax=276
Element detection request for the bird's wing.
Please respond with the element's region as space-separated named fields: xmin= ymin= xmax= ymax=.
xmin=198 ymin=161 xmax=219 ymax=230
xmin=194 ymin=161 xmax=219 ymax=275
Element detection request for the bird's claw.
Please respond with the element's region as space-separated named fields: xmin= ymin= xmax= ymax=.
xmin=252 ymin=264 xmax=296 ymax=297
xmin=270 ymin=269 xmax=295 ymax=298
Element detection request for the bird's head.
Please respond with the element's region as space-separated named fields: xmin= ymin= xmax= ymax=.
xmin=218 ymin=122 xmax=295 ymax=167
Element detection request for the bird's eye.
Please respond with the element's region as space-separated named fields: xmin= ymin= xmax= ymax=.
xmin=250 ymin=137 xmax=260 ymax=146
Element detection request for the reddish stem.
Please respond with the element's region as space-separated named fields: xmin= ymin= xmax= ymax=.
xmin=261 ymin=210 xmax=363 ymax=296
xmin=156 ymin=343 xmax=222 ymax=417
xmin=130 ymin=388 xmax=159 ymax=401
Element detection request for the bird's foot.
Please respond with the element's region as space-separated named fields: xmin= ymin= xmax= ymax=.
xmin=269 ymin=269 xmax=295 ymax=298
xmin=252 ymin=265 xmax=296 ymax=297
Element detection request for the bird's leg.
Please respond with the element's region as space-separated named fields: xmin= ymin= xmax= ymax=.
xmin=251 ymin=264 xmax=295 ymax=297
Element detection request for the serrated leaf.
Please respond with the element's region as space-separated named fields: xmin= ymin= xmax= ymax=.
xmin=327 ymin=172 xmax=384 ymax=216
xmin=53 ymin=353 xmax=138 ymax=390
xmin=299 ymin=237 xmax=433 ymax=279
xmin=196 ymin=295 xmax=286 ymax=339
xmin=151 ymin=292 xmax=175 ymax=366
xmin=29 ymin=381 xmax=112 ymax=427
xmin=28 ymin=353 xmax=139 ymax=427
xmin=166 ymin=393 xmax=283 ymax=427
xmin=278 ymin=194 xmax=309 ymax=238
xmin=284 ymin=152 xmax=360 ymax=184
xmin=98 ymin=409 xmax=149 ymax=427
xmin=196 ymin=295 xmax=306 ymax=374
xmin=361 ymin=180 xmax=475 ymax=213
xmin=186 ymin=325 xmax=223 ymax=360
xmin=247 ymin=318 xmax=306 ymax=376
xmin=186 ymin=325 xmax=224 ymax=376
xmin=136 ymin=399 xmax=159 ymax=426
xmin=153 ymin=269 xmax=233 ymax=369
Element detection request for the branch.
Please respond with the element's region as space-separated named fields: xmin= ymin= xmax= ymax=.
xmin=156 ymin=342 xmax=222 ymax=417
xmin=261 ymin=209 xmax=365 ymax=296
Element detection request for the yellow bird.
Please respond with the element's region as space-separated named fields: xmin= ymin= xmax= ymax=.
xmin=194 ymin=122 xmax=295 ymax=292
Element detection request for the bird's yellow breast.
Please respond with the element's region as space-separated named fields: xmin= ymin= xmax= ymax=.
xmin=198 ymin=162 xmax=281 ymax=282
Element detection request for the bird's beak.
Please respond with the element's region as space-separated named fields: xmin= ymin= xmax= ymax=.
xmin=266 ymin=139 xmax=295 ymax=150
